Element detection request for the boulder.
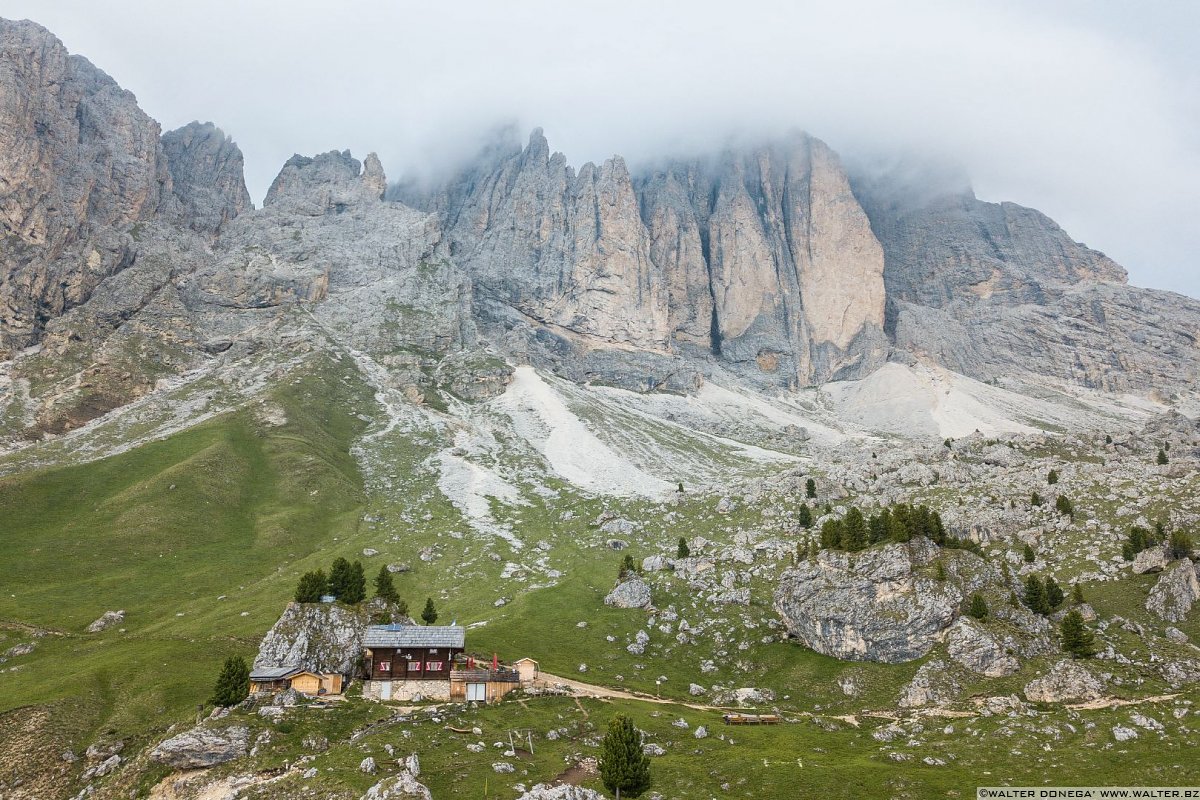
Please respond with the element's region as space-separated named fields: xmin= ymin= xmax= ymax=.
xmin=604 ymin=578 xmax=652 ymax=609
xmin=361 ymin=771 xmax=432 ymax=800
xmin=1132 ymin=547 xmax=1170 ymax=574
xmin=1023 ymin=659 xmax=1105 ymax=703
xmin=149 ymin=725 xmax=249 ymax=769
xmin=944 ymin=618 xmax=1019 ymax=677
xmin=773 ymin=539 xmax=962 ymax=663
xmin=898 ymin=659 xmax=960 ymax=708
xmin=86 ymin=610 xmax=125 ymax=633
xmin=254 ymin=601 xmax=410 ymax=674
xmin=1145 ymin=561 xmax=1200 ymax=623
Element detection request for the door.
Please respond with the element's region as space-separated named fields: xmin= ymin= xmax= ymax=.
xmin=466 ymin=683 xmax=486 ymax=702
xmin=381 ymin=681 xmax=393 ymax=701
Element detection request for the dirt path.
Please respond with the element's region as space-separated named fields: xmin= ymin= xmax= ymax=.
xmin=1066 ymin=693 xmax=1180 ymax=711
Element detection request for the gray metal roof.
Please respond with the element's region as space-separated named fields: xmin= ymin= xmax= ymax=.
xmin=364 ymin=624 xmax=465 ymax=649
xmin=250 ymin=666 xmax=302 ymax=680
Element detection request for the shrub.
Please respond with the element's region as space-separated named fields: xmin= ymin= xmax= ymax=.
xmin=1047 ymin=469 xmax=1059 ymax=485
xmin=1054 ymin=495 xmax=1075 ymax=519
xmin=1169 ymin=529 xmax=1194 ymax=560
xmin=619 ymin=554 xmax=638 ymax=579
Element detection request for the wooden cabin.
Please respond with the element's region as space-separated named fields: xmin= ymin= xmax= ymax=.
xmin=363 ymin=624 xmax=465 ymax=682
xmin=250 ymin=666 xmax=301 ymax=694
xmin=249 ymin=666 xmax=343 ymax=696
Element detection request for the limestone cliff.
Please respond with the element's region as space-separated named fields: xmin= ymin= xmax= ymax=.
xmin=0 ymin=18 xmax=174 ymax=351
xmin=162 ymin=121 xmax=252 ymax=235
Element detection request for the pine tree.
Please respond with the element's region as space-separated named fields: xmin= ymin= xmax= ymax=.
xmin=676 ymin=481 xmax=684 ymax=493
xmin=805 ymin=478 xmax=817 ymax=499
xmin=1023 ymin=543 xmax=1036 ymax=563
xmin=619 ymin=554 xmax=638 ymax=579
xmin=1157 ymin=448 xmax=1169 ymax=465
xmin=676 ymin=537 xmax=690 ymax=559
xmin=337 ymin=560 xmax=367 ymax=604
xmin=1047 ymin=468 xmax=1059 ymax=485
xmin=1031 ymin=491 xmax=1043 ymax=507
xmin=841 ymin=508 xmax=868 ymax=551
xmin=1060 ymin=609 xmax=1097 ymax=658
xmin=967 ymin=592 xmax=989 ymax=620
xmin=328 ymin=557 xmax=353 ymax=600
xmin=1043 ymin=576 xmax=1065 ymax=610
xmin=1023 ymin=574 xmax=1049 ymax=615
xmin=421 ymin=597 xmax=438 ymax=626
xmin=1168 ymin=529 xmax=1194 ymax=560
xmin=868 ymin=510 xmax=889 ymax=544
xmin=797 ymin=503 xmax=814 ymax=529
xmin=599 ymin=714 xmax=652 ymax=799
xmin=294 ymin=569 xmax=327 ymax=603
xmin=819 ymin=518 xmax=843 ymax=550
xmin=1055 ymin=495 xmax=1075 ymax=519
xmin=1104 ymin=434 xmax=1113 ymax=445
xmin=210 ymin=655 xmax=250 ymax=707
xmin=373 ymin=566 xmax=400 ymax=604
xmin=1071 ymin=583 xmax=1085 ymax=604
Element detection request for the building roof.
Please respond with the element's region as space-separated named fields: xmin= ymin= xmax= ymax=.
xmin=250 ymin=666 xmax=302 ymax=681
xmin=364 ymin=624 xmax=465 ymax=649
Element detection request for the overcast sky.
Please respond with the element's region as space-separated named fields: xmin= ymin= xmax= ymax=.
xmin=6 ymin=0 xmax=1198 ymax=296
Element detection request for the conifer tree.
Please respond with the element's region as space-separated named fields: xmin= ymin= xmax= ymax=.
xmin=1047 ymin=468 xmax=1059 ymax=485
xmin=805 ymin=478 xmax=817 ymax=499
xmin=1023 ymin=543 xmax=1036 ymax=563
xmin=1023 ymin=574 xmax=1049 ymax=615
xmin=819 ymin=518 xmax=843 ymax=551
xmin=373 ymin=566 xmax=400 ymax=604
xmin=1043 ymin=576 xmax=1065 ymax=610
xmin=967 ymin=592 xmax=989 ymax=620
xmin=1071 ymin=583 xmax=1085 ymax=604
xmin=797 ymin=503 xmax=814 ymax=529
xmin=676 ymin=537 xmax=690 ymax=559
xmin=841 ymin=508 xmax=868 ymax=551
xmin=1031 ymin=491 xmax=1043 ymax=507
xmin=1055 ymin=495 xmax=1075 ymax=519
xmin=599 ymin=714 xmax=652 ymax=799
xmin=1060 ymin=609 xmax=1097 ymax=658
xmin=1157 ymin=448 xmax=1169 ymax=465
xmin=1169 ymin=529 xmax=1193 ymax=560
xmin=340 ymin=560 xmax=367 ymax=604
xmin=210 ymin=655 xmax=250 ymax=707
xmin=1104 ymin=434 xmax=1113 ymax=445
xmin=421 ymin=597 xmax=438 ymax=626
xmin=619 ymin=554 xmax=638 ymax=578
xmin=328 ymin=557 xmax=353 ymax=600
xmin=294 ymin=569 xmax=327 ymax=603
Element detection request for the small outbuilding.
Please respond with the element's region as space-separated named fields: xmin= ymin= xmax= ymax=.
xmin=250 ymin=666 xmax=343 ymax=696
xmin=513 ymin=657 xmax=540 ymax=684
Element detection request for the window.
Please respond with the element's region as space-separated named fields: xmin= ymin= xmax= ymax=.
xmin=426 ymin=661 xmax=443 ymax=671
xmin=408 ymin=661 xmax=422 ymax=672
xmin=429 ymin=648 xmax=438 ymax=653
xmin=378 ymin=661 xmax=391 ymax=672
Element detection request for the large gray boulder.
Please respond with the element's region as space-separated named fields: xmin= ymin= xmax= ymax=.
xmin=149 ymin=725 xmax=248 ymax=769
xmin=944 ymin=618 xmax=1019 ymax=677
xmin=1023 ymin=659 xmax=1105 ymax=703
xmin=604 ymin=577 xmax=652 ymax=609
xmin=1145 ymin=560 xmax=1200 ymax=623
xmin=361 ymin=771 xmax=432 ymax=800
xmin=773 ymin=539 xmax=961 ymax=663
xmin=1132 ymin=546 xmax=1170 ymax=575
xmin=897 ymin=659 xmax=960 ymax=708
xmin=255 ymin=601 xmax=409 ymax=674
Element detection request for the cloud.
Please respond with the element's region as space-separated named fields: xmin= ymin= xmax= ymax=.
xmin=6 ymin=0 xmax=1198 ymax=295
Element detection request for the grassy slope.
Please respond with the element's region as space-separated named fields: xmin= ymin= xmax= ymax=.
xmin=0 ymin=352 xmax=373 ymax=753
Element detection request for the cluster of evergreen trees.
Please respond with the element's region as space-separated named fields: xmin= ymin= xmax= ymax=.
xmin=1022 ymin=574 xmax=1065 ymax=615
xmin=814 ymin=504 xmax=961 ymax=552
xmin=1122 ymin=521 xmax=1193 ymax=561
xmin=295 ymin=557 xmax=406 ymax=614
